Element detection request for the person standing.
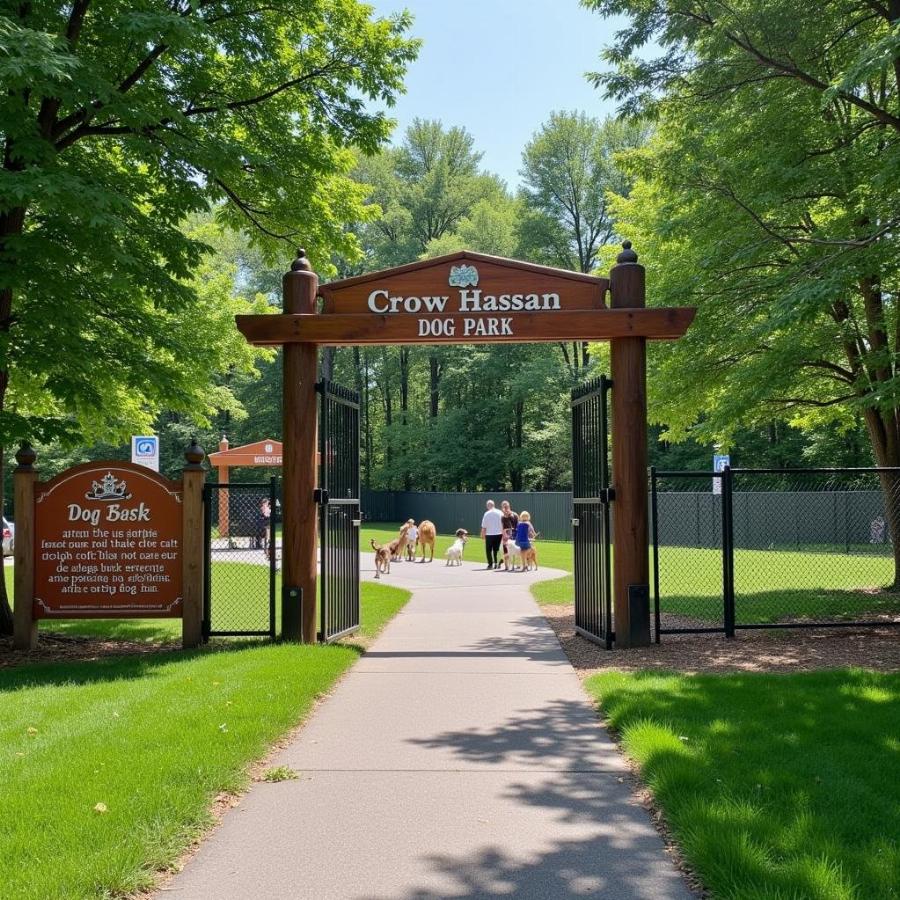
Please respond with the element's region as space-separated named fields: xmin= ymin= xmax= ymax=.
xmin=480 ymin=500 xmax=504 ymax=569
xmin=499 ymin=500 xmax=519 ymax=571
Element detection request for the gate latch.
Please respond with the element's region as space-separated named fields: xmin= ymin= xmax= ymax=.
xmin=600 ymin=487 xmax=616 ymax=504
xmin=571 ymin=518 xmax=580 ymax=527
xmin=313 ymin=488 xmax=329 ymax=505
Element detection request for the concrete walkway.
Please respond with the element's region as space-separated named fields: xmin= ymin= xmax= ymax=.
xmin=161 ymin=556 xmax=690 ymax=899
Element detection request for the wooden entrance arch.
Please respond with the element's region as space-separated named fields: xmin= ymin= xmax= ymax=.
xmin=235 ymin=245 xmax=695 ymax=647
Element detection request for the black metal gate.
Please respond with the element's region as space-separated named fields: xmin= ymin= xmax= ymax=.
xmin=203 ymin=479 xmax=277 ymax=639
xmin=571 ymin=376 xmax=613 ymax=649
xmin=317 ymin=380 xmax=361 ymax=642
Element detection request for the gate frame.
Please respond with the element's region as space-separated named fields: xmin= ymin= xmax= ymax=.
xmin=571 ymin=375 xmax=614 ymax=649
xmin=316 ymin=379 xmax=362 ymax=643
xmin=202 ymin=477 xmax=277 ymax=640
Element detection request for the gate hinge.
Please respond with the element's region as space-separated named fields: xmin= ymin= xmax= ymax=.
xmin=313 ymin=488 xmax=329 ymax=505
xmin=600 ymin=487 xmax=616 ymax=503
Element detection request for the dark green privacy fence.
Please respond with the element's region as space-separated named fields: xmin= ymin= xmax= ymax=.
xmin=362 ymin=490 xmax=573 ymax=541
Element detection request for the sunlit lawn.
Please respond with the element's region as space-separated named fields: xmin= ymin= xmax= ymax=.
xmin=0 ymin=560 xmax=410 ymax=899
xmin=514 ymin=542 xmax=900 ymax=624
xmin=587 ymin=669 xmax=900 ymax=899
xmin=4 ymin=561 xmax=407 ymax=643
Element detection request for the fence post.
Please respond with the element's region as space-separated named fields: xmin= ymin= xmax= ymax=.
xmin=202 ymin=482 xmax=211 ymax=642
xmin=182 ymin=439 xmax=206 ymax=649
xmin=722 ymin=465 xmax=736 ymax=638
xmin=13 ymin=443 xmax=38 ymax=651
xmin=650 ymin=466 xmax=661 ymax=643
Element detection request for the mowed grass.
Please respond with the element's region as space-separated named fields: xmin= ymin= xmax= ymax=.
xmin=0 ymin=643 xmax=358 ymax=899
xmin=525 ymin=544 xmax=900 ymax=623
xmin=0 ymin=563 xmax=410 ymax=899
xmin=4 ymin=562 xmax=408 ymax=643
xmin=586 ymin=669 xmax=900 ymax=900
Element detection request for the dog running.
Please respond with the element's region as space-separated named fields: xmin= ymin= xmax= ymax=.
xmin=444 ymin=528 xmax=469 ymax=566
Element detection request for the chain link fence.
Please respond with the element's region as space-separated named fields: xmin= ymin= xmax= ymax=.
xmin=203 ymin=480 xmax=278 ymax=638
xmin=652 ymin=467 xmax=900 ymax=637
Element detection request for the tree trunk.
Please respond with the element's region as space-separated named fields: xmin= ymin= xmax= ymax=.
xmin=400 ymin=347 xmax=411 ymax=491
xmin=361 ymin=349 xmax=372 ymax=490
xmin=428 ymin=353 xmax=441 ymax=418
xmin=0 ymin=444 xmax=12 ymax=635
xmin=862 ymin=407 xmax=900 ymax=588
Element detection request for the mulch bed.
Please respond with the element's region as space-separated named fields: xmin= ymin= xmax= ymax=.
xmin=0 ymin=632 xmax=181 ymax=669
xmin=543 ymin=604 xmax=900 ymax=675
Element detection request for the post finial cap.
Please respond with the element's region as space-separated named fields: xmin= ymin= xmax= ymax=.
xmin=185 ymin=438 xmax=206 ymax=467
xmin=616 ymin=240 xmax=638 ymax=264
xmin=291 ymin=248 xmax=312 ymax=272
xmin=15 ymin=442 xmax=36 ymax=470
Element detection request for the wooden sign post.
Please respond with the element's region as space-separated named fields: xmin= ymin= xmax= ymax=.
xmin=13 ymin=441 xmax=206 ymax=650
xmin=238 ymin=245 xmax=694 ymax=647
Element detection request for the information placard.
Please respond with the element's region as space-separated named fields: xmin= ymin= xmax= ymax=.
xmin=33 ymin=463 xmax=183 ymax=618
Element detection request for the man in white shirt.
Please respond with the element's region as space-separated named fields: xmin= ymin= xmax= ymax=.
xmin=480 ymin=500 xmax=504 ymax=569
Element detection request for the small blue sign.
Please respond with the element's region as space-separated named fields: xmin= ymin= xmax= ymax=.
xmin=713 ymin=453 xmax=730 ymax=494
xmin=131 ymin=435 xmax=160 ymax=471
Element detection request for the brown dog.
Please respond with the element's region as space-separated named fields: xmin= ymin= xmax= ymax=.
xmin=417 ymin=520 xmax=437 ymax=563
xmin=520 ymin=545 xmax=538 ymax=571
xmin=371 ymin=539 xmax=392 ymax=578
xmin=393 ymin=522 xmax=412 ymax=561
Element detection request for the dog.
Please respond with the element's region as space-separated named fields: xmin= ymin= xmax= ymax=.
xmin=371 ymin=539 xmax=392 ymax=579
xmin=520 ymin=544 xmax=538 ymax=571
xmin=500 ymin=529 xmax=522 ymax=571
xmin=444 ymin=528 xmax=468 ymax=566
xmin=417 ymin=520 xmax=436 ymax=562
xmin=393 ymin=521 xmax=413 ymax=561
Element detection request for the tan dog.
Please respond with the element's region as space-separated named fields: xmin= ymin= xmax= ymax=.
xmin=520 ymin=545 xmax=538 ymax=571
xmin=393 ymin=522 xmax=413 ymax=561
xmin=417 ymin=520 xmax=436 ymax=563
xmin=371 ymin=539 xmax=392 ymax=579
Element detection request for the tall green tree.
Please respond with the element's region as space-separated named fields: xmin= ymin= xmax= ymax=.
xmin=519 ymin=111 xmax=646 ymax=378
xmin=586 ymin=0 xmax=900 ymax=577
xmin=0 ymin=0 xmax=417 ymax=631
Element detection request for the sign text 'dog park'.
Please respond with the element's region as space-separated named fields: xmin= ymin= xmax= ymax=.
xmin=33 ymin=463 xmax=184 ymax=618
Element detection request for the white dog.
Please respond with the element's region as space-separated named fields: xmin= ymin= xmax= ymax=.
xmin=445 ymin=528 xmax=468 ymax=566
xmin=500 ymin=529 xmax=522 ymax=571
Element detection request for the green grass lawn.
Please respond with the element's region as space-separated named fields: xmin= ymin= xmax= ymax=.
xmin=0 ymin=565 xmax=410 ymax=899
xmin=586 ymin=669 xmax=900 ymax=900
xmin=523 ymin=543 xmax=900 ymax=624
xmin=4 ymin=561 xmax=407 ymax=643
xmin=0 ymin=643 xmax=358 ymax=899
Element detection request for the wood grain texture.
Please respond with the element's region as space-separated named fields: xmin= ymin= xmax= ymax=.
xmin=281 ymin=265 xmax=319 ymax=643
xmin=236 ymin=308 xmax=695 ymax=347
xmin=13 ymin=468 xmax=37 ymax=650
xmin=181 ymin=468 xmax=205 ymax=648
xmin=609 ymin=258 xmax=650 ymax=648
xmin=320 ymin=250 xmax=608 ymax=314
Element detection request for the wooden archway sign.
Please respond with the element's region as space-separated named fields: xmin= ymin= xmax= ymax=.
xmin=235 ymin=245 xmax=695 ymax=647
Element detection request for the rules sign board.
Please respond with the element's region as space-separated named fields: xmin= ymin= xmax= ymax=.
xmin=33 ymin=462 xmax=183 ymax=618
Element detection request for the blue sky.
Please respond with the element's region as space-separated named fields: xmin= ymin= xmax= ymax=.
xmin=371 ymin=0 xmax=623 ymax=188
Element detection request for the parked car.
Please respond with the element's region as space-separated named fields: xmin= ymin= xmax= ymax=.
xmin=2 ymin=517 xmax=13 ymax=557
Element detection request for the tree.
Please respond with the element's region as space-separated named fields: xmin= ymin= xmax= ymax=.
xmin=519 ymin=111 xmax=647 ymax=378
xmin=586 ymin=0 xmax=900 ymax=579
xmin=0 ymin=1 xmax=417 ymax=631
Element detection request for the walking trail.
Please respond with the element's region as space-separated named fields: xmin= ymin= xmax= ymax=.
xmin=160 ymin=556 xmax=689 ymax=899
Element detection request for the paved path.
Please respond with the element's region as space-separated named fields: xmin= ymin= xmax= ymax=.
xmin=161 ymin=557 xmax=689 ymax=899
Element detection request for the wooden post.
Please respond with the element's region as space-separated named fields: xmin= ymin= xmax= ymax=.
xmin=13 ymin=443 xmax=38 ymax=650
xmin=218 ymin=435 xmax=230 ymax=538
xmin=282 ymin=249 xmax=319 ymax=643
xmin=182 ymin=439 xmax=206 ymax=648
xmin=609 ymin=242 xmax=650 ymax=648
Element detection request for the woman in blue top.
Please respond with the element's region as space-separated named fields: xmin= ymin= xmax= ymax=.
xmin=515 ymin=511 xmax=536 ymax=550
